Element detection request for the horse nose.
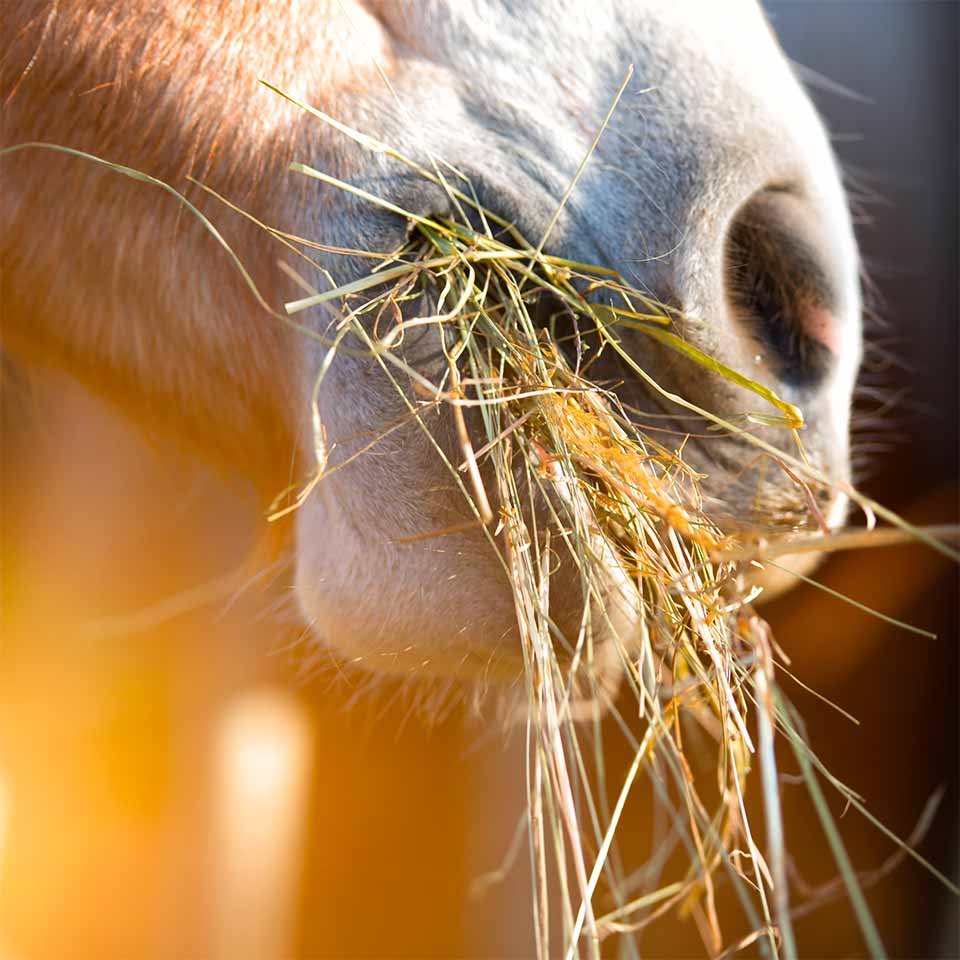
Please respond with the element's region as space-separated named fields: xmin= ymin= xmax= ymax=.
xmin=566 ymin=122 xmax=861 ymax=425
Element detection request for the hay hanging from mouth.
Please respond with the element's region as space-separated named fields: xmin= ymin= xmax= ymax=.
xmin=278 ymin=203 xmax=804 ymax=955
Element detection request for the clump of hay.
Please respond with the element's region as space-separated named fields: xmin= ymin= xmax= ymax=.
xmin=5 ymin=74 xmax=956 ymax=957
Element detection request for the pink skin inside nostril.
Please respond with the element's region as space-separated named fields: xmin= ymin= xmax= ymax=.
xmin=803 ymin=306 xmax=840 ymax=354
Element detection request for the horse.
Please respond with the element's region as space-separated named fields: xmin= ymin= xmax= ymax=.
xmin=1 ymin=0 xmax=862 ymax=683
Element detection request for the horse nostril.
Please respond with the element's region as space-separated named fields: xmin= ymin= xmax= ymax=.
xmin=724 ymin=188 xmax=840 ymax=388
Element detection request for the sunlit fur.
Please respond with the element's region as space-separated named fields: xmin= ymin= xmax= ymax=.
xmin=2 ymin=1 xmax=862 ymax=682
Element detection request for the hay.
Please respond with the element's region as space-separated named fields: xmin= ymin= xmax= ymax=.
xmin=280 ymin=212 xmax=810 ymax=956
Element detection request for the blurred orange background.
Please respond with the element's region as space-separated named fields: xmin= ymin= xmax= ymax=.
xmin=1 ymin=3 xmax=956 ymax=957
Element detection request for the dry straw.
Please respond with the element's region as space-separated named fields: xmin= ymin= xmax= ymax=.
xmin=3 ymin=68 xmax=957 ymax=959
